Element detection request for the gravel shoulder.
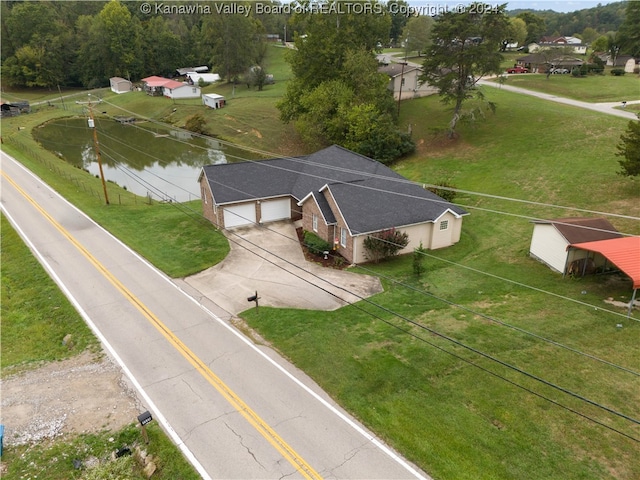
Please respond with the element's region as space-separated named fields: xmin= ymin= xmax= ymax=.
xmin=0 ymin=350 xmax=141 ymax=447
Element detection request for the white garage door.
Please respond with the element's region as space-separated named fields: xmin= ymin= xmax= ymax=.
xmin=261 ymin=198 xmax=291 ymax=223
xmin=223 ymin=203 xmax=256 ymax=228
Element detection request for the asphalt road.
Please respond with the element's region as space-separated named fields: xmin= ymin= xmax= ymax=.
xmin=1 ymin=151 xmax=429 ymax=480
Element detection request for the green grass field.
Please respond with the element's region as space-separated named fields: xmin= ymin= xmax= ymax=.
xmin=494 ymin=70 xmax=639 ymax=103
xmin=2 ymin=44 xmax=639 ymax=480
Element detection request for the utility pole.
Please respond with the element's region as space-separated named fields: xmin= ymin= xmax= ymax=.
xmin=397 ymin=62 xmax=407 ymax=118
xmin=78 ymin=95 xmax=109 ymax=205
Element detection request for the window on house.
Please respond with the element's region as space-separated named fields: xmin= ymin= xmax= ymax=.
xmin=340 ymin=227 xmax=347 ymax=247
xmin=201 ymin=185 xmax=207 ymax=204
xmin=440 ymin=220 xmax=449 ymax=231
xmin=312 ymin=214 xmax=318 ymax=232
xmin=401 ymin=78 xmax=406 ymax=86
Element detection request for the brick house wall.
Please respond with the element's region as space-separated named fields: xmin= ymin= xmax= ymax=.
xmin=200 ymin=176 xmax=218 ymax=226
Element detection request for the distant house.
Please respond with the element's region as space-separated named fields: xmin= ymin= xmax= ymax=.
xmin=377 ymin=61 xmax=437 ymax=100
xmin=529 ymin=218 xmax=621 ymax=274
xmin=199 ymin=145 xmax=468 ymax=264
xmin=529 ymin=36 xmax=587 ymax=55
xmin=142 ymin=75 xmax=171 ymax=96
xmin=202 ymin=93 xmax=225 ymax=109
xmin=162 ymin=80 xmax=200 ymax=99
xmin=515 ymin=54 xmax=584 ymax=73
xmin=186 ymin=72 xmax=221 ymax=85
xmin=109 ymin=77 xmax=132 ymax=94
xmin=176 ymin=66 xmax=208 ymax=76
xmin=516 ymin=53 xmax=549 ymax=73
xmin=141 ymin=76 xmax=200 ymax=98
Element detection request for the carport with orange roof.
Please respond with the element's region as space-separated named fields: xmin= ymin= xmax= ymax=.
xmin=567 ymin=236 xmax=640 ymax=316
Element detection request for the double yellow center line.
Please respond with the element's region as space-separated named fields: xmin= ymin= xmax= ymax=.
xmin=2 ymin=170 xmax=321 ymax=479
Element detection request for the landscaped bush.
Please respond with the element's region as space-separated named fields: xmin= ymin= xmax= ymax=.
xmin=303 ymin=230 xmax=332 ymax=256
xmin=586 ymin=63 xmax=605 ymax=74
xmin=611 ymin=68 xmax=626 ymax=76
xmin=363 ymin=228 xmax=409 ymax=263
xmin=426 ymin=180 xmax=458 ymax=202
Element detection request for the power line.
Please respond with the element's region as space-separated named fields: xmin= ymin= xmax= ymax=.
xmin=98 ymin=97 xmax=639 ymax=223
xmin=28 ymin=106 xmax=640 ymax=442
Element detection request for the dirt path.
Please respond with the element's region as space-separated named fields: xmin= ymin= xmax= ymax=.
xmin=1 ymin=350 xmax=141 ymax=447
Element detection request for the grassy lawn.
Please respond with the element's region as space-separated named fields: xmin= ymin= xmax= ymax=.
xmin=1 ymin=215 xmax=201 ymax=479
xmin=242 ymin=88 xmax=640 ymax=479
xmin=3 ymin=42 xmax=640 ymax=480
xmin=1 ymin=413 xmax=200 ymax=480
xmin=1 ymin=214 xmax=100 ymax=375
xmin=493 ymin=71 xmax=640 ymax=102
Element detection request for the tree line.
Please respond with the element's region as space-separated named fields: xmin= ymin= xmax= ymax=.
xmin=1 ymin=0 xmax=633 ymax=90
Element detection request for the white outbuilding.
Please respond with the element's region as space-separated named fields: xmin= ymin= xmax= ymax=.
xmin=186 ymin=72 xmax=221 ymax=85
xmin=529 ymin=217 xmax=621 ymax=274
xmin=202 ymin=93 xmax=226 ymax=109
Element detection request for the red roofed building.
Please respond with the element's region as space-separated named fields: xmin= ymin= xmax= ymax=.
xmin=141 ymin=76 xmax=201 ymax=99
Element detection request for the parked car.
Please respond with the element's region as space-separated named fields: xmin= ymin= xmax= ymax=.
xmin=551 ymin=68 xmax=570 ymax=74
xmin=506 ymin=66 xmax=529 ymax=74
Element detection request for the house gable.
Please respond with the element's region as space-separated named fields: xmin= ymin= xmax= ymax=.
xmin=200 ymin=145 xmax=469 ymax=262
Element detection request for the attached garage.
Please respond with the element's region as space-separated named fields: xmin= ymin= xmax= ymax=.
xmin=223 ymin=203 xmax=256 ymax=228
xmin=260 ymin=198 xmax=291 ymax=223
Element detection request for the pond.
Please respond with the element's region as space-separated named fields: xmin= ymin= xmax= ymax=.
xmin=33 ymin=117 xmax=260 ymax=202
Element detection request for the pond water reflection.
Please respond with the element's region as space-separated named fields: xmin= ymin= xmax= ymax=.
xmin=33 ymin=117 xmax=259 ymax=202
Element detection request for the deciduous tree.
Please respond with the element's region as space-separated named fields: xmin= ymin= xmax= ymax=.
xmin=618 ymin=0 xmax=640 ymax=57
xmin=516 ymin=11 xmax=546 ymax=46
xmin=401 ymin=15 xmax=433 ymax=57
xmin=420 ymin=2 xmax=510 ymax=138
xmin=203 ymin=13 xmax=265 ymax=82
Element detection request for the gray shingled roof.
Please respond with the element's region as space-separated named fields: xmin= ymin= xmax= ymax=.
xmin=201 ymin=145 xmax=468 ymax=234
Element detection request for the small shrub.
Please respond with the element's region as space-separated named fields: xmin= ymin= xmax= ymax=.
xmin=413 ymin=242 xmax=428 ymax=278
xmin=363 ymin=228 xmax=409 ymax=263
xmin=611 ymin=68 xmax=626 ymax=76
xmin=184 ymin=113 xmax=207 ymax=134
xmin=427 ymin=180 xmax=457 ymax=203
xmin=587 ymin=63 xmax=604 ymax=74
xmin=303 ymin=230 xmax=332 ymax=256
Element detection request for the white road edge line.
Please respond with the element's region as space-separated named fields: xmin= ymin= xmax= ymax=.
xmin=1 ymin=157 xmax=213 ymax=480
xmin=3 ymin=153 xmax=430 ymax=480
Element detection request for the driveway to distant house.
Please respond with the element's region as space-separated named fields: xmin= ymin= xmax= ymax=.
xmin=180 ymin=221 xmax=383 ymax=317
xmin=478 ymin=78 xmax=640 ymax=120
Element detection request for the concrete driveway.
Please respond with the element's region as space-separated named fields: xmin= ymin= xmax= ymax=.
xmin=181 ymin=221 xmax=383 ymax=316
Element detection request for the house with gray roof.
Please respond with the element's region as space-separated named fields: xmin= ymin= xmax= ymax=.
xmin=198 ymin=145 xmax=468 ymax=264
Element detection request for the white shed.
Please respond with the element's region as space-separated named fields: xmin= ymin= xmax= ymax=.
xmin=202 ymin=93 xmax=225 ymax=109
xmin=529 ymin=218 xmax=621 ymax=273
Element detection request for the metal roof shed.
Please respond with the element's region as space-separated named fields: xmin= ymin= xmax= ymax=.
xmin=568 ymin=236 xmax=640 ymax=316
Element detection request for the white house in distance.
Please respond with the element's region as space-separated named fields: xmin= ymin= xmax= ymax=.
xmin=202 ymin=93 xmax=225 ymax=109
xmin=141 ymin=76 xmax=200 ymax=99
xmin=186 ymin=72 xmax=221 ymax=85
xmin=377 ymin=60 xmax=437 ymax=100
xmin=528 ymin=36 xmax=587 ymax=55
xmin=162 ymin=80 xmax=200 ymax=99
xmin=529 ymin=217 xmax=621 ymax=274
xmin=110 ymin=77 xmax=132 ymax=94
